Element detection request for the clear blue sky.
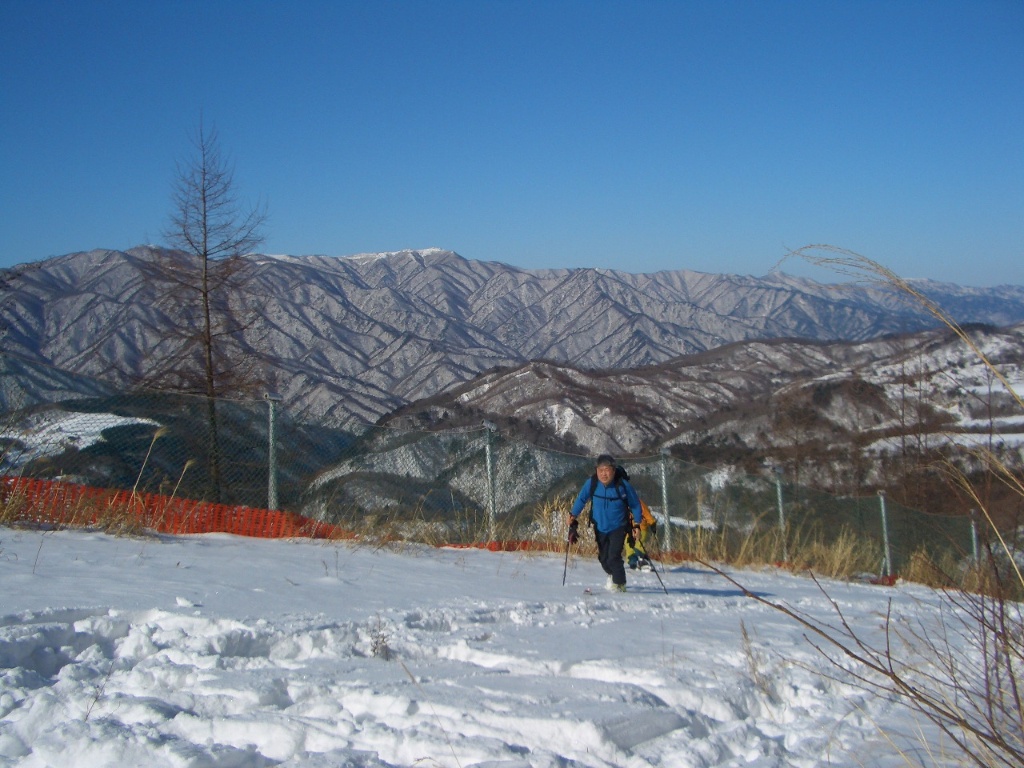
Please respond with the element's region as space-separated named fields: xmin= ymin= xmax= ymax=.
xmin=2 ymin=0 xmax=1021 ymax=285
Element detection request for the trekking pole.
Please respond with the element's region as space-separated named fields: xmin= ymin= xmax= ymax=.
xmin=645 ymin=534 xmax=669 ymax=594
xmin=562 ymin=518 xmax=579 ymax=586
xmin=647 ymin=555 xmax=668 ymax=594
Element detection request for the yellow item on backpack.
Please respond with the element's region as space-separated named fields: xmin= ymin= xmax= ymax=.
xmin=626 ymin=499 xmax=657 ymax=570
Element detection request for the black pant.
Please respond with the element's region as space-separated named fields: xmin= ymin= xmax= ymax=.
xmin=595 ymin=526 xmax=627 ymax=586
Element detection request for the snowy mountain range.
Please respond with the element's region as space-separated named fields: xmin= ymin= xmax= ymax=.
xmin=383 ymin=324 xmax=1024 ymax=471
xmin=3 ymin=246 xmax=1024 ymax=432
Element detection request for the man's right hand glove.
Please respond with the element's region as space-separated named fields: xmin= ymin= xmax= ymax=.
xmin=567 ymin=518 xmax=579 ymax=544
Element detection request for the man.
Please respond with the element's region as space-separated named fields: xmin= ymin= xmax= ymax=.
xmin=567 ymin=454 xmax=643 ymax=592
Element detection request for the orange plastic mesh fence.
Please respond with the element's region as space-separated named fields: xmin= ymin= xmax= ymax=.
xmin=0 ymin=476 xmax=543 ymax=549
xmin=1 ymin=476 xmax=346 ymax=540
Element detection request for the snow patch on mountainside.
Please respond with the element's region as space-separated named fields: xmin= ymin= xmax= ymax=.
xmin=1 ymin=410 xmax=158 ymax=471
xmin=544 ymin=403 xmax=580 ymax=437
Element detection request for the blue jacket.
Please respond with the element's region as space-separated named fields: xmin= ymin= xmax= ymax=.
xmin=570 ymin=475 xmax=643 ymax=534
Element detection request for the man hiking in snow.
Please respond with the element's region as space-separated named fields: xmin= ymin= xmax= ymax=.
xmin=567 ymin=454 xmax=644 ymax=592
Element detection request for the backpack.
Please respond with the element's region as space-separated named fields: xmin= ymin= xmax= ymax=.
xmin=636 ymin=498 xmax=657 ymax=530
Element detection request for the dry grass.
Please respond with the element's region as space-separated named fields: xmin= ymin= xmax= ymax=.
xmin=786 ymin=528 xmax=880 ymax=580
xmin=0 ymin=485 xmax=148 ymax=537
xmin=899 ymin=544 xmax=1024 ymax=602
xmin=519 ymin=502 xmax=894 ymax=583
xmin=321 ymin=495 xmax=530 ymax=552
xmin=0 ymin=486 xmax=28 ymax=527
xmin=900 ymin=547 xmax=961 ymax=590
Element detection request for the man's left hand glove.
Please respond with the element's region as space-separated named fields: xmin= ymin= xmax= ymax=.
xmin=567 ymin=519 xmax=579 ymax=545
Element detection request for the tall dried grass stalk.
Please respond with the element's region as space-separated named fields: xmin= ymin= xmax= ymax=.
xmin=764 ymin=244 xmax=1024 ymax=766
xmin=783 ymin=244 xmax=1023 ymax=590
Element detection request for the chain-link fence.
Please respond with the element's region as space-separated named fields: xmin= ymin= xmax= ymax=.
xmin=0 ymin=353 xmax=986 ymax=572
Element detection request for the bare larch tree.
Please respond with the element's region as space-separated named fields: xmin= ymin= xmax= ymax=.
xmin=158 ymin=120 xmax=268 ymax=502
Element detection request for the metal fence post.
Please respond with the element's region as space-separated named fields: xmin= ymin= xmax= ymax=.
xmin=659 ymin=448 xmax=672 ymax=554
xmin=483 ymin=421 xmax=497 ymax=542
xmin=265 ymin=392 xmax=282 ymax=510
xmin=774 ymin=466 xmax=788 ymax=562
xmin=970 ymin=508 xmax=980 ymax=562
xmin=878 ymin=489 xmax=892 ymax=578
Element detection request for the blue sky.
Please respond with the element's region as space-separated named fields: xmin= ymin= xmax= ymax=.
xmin=1 ymin=0 xmax=1021 ymax=285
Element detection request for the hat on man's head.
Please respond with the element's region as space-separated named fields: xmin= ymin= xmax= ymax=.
xmin=595 ymin=454 xmax=616 ymax=467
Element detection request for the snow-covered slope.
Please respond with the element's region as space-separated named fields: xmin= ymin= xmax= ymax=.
xmin=0 ymin=528 xmax=975 ymax=767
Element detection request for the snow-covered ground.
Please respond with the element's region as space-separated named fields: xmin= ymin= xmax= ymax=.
xmin=0 ymin=527 xmax=971 ymax=767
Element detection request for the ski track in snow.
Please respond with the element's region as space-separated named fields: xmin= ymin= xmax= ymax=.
xmin=0 ymin=529 xmax=963 ymax=767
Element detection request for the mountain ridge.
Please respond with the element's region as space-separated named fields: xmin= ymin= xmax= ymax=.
xmin=378 ymin=323 xmax=1024 ymax=510
xmin=3 ymin=246 xmax=1024 ymax=428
